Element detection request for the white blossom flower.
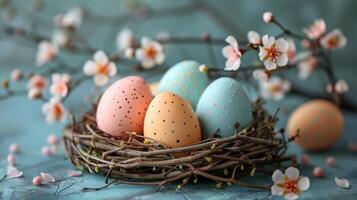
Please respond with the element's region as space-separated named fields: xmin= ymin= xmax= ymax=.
xmin=271 ymin=167 xmax=310 ymax=200
xmin=335 ymin=177 xmax=350 ymax=189
xmin=297 ymin=56 xmax=318 ymax=80
xmin=263 ymin=11 xmax=274 ymax=23
xmin=42 ymin=97 xmax=67 ymax=123
xmin=259 ymin=35 xmax=289 ymax=70
xmin=222 ymin=35 xmax=241 ymax=71
xmin=27 ymin=74 xmax=48 ymax=99
xmin=135 ymin=37 xmax=165 ymax=69
xmin=49 ymin=73 xmax=71 ymax=98
xmin=36 ymin=41 xmax=58 ymax=66
xmin=54 ymin=7 xmax=83 ymax=30
xmin=83 ymin=50 xmax=117 ymax=86
xmin=11 ymin=69 xmax=22 ymax=81
xmin=116 ymin=28 xmax=135 ymax=51
xmin=326 ymin=79 xmax=349 ymax=94
xmin=52 ymin=30 xmax=70 ymax=47
xmin=320 ymin=29 xmax=347 ymax=49
xmin=260 ymin=77 xmax=291 ymax=100
xmin=303 ymin=19 xmax=326 ymax=39
xmin=253 ymin=69 xmax=269 ymax=82
xmin=247 ymin=31 xmax=261 ymax=44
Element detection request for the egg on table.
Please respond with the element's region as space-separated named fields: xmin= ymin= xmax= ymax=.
xmin=144 ymin=92 xmax=201 ymax=148
xmin=96 ymin=76 xmax=154 ymax=137
xmin=157 ymin=60 xmax=210 ymax=109
xmin=196 ymin=77 xmax=253 ymax=138
xmin=287 ymin=99 xmax=344 ymax=151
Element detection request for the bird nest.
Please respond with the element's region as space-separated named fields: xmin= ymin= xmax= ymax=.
xmin=63 ymin=100 xmax=295 ymax=191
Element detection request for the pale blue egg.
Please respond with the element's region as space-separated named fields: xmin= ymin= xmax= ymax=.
xmin=196 ymin=77 xmax=253 ymax=138
xmin=157 ymin=60 xmax=210 ymax=109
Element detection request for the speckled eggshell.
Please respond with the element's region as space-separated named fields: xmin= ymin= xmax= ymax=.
xmin=144 ymin=92 xmax=201 ymax=148
xmin=96 ymin=76 xmax=154 ymax=137
xmin=287 ymin=100 xmax=344 ymax=151
xmin=157 ymin=60 xmax=210 ymax=109
xmin=196 ymin=77 xmax=253 ymax=139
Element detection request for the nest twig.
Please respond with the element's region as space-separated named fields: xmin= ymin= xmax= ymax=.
xmin=63 ymin=100 xmax=295 ymax=191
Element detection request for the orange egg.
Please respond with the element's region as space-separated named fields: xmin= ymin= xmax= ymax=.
xmin=287 ymin=100 xmax=344 ymax=151
xmin=149 ymin=81 xmax=159 ymax=95
xmin=144 ymin=92 xmax=201 ymax=148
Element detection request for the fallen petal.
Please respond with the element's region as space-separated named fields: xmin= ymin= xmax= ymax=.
xmin=40 ymin=172 xmax=55 ymax=183
xmin=7 ymin=166 xmax=23 ymax=178
xmin=335 ymin=177 xmax=350 ymax=189
xmin=67 ymin=170 xmax=82 ymax=177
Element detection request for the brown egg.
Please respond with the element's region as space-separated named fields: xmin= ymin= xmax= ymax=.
xmin=287 ymin=100 xmax=344 ymax=151
xmin=144 ymin=92 xmax=201 ymax=148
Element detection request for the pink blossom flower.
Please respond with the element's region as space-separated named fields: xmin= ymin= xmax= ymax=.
xmin=222 ymin=35 xmax=242 ymax=71
xmin=54 ymin=7 xmax=83 ymax=30
xmin=335 ymin=177 xmax=350 ymax=189
xmin=36 ymin=41 xmax=58 ymax=66
xmin=313 ymin=166 xmax=324 ymax=178
xmin=67 ymin=170 xmax=82 ymax=177
xmin=11 ymin=69 xmax=22 ymax=81
xmin=42 ymin=97 xmax=67 ymax=123
xmin=326 ymin=156 xmax=336 ymax=167
xmin=259 ymin=35 xmax=289 ymax=70
xmin=303 ymin=19 xmax=326 ymax=39
xmin=260 ymin=77 xmax=291 ymax=101
xmin=47 ymin=134 xmax=59 ymax=145
xmin=271 ymin=167 xmax=310 ymax=200
xmin=300 ymin=154 xmax=310 ymax=166
xmin=116 ymin=28 xmax=135 ymax=51
xmin=247 ymin=31 xmax=261 ymax=45
xmin=27 ymin=75 xmax=48 ymax=99
xmin=9 ymin=143 xmax=19 ymax=153
xmin=263 ymin=12 xmax=274 ymax=23
xmin=7 ymin=166 xmax=23 ymax=178
xmin=135 ymin=37 xmax=165 ymax=69
xmin=297 ymin=56 xmax=319 ymax=80
xmin=320 ymin=29 xmax=347 ymax=49
xmin=32 ymin=176 xmax=43 ymax=186
xmin=326 ymin=79 xmax=349 ymax=94
xmin=83 ymin=50 xmax=117 ymax=86
xmin=49 ymin=73 xmax=71 ymax=98
xmin=41 ymin=146 xmax=55 ymax=156
xmin=7 ymin=154 xmax=16 ymax=166
xmin=286 ymin=38 xmax=296 ymax=61
xmin=40 ymin=172 xmax=56 ymax=183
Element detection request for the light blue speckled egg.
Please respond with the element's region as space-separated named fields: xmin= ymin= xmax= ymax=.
xmin=196 ymin=77 xmax=253 ymax=138
xmin=157 ymin=60 xmax=210 ymax=109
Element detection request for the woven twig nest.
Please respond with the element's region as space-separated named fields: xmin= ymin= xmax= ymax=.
xmin=63 ymin=100 xmax=294 ymax=191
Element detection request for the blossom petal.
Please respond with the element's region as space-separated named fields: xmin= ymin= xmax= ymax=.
xmin=285 ymin=167 xmax=300 ymax=181
xmin=225 ymin=35 xmax=238 ymax=49
xmin=247 ymin=31 xmax=261 ymax=44
xmin=7 ymin=166 xmax=23 ymax=178
xmin=83 ymin=61 xmax=96 ymax=75
xmin=298 ymin=177 xmax=310 ymax=191
xmin=67 ymin=170 xmax=82 ymax=177
xmin=40 ymin=172 xmax=55 ymax=183
xmin=262 ymin=35 xmax=274 ymax=47
xmin=225 ymin=58 xmax=241 ymax=71
xmin=284 ymin=193 xmax=299 ymax=200
xmin=94 ymin=75 xmax=109 ymax=86
xmin=277 ymin=54 xmax=288 ymax=67
xmin=335 ymin=177 xmax=350 ymax=189
xmin=272 ymin=169 xmax=284 ymax=183
xmin=141 ymin=59 xmax=155 ymax=69
xmin=271 ymin=185 xmax=284 ymax=196
xmin=222 ymin=46 xmax=233 ymax=58
xmin=258 ymin=47 xmax=266 ymax=60
xmin=276 ymin=38 xmax=289 ymax=52
xmin=264 ymin=60 xmax=277 ymax=70
xmin=155 ymin=52 xmax=165 ymax=65
xmin=108 ymin=62 xmax=117 ymax=77
xmin=93 ymin=50 xmax=108 ymax=65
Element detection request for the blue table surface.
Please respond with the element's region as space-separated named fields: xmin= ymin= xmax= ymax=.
xmin=1 ymin=0 xmax=357 ymax=199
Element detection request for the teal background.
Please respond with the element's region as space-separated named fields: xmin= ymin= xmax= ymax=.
xmin=1 ymin=0 xmax=357 ymax=199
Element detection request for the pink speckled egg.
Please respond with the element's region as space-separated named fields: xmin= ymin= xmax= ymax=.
xmin=96 ymin=76 xmax=154 ymax=137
